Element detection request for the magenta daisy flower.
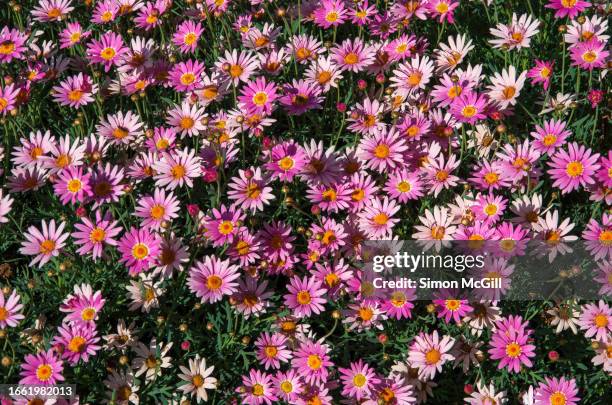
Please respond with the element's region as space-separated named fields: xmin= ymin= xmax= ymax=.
xmin=283 ymin=275 xmax=326 ymax=318
xmin=238 ymin=76 xmax=278 ymax=115
xmin=59 ymin=22 xmax=90 ymax=49
xmin=292 ymin=339 xmax=333 ymax=385
xmin=264 ymin=140 xmax=306 ymax=182
xmin=257 ymin=221 xmax=295 ymax=263
xmin=357 ymin=127 xmax=407 ymax=173
xmin=0 ymin=290 xmax=24 ymax=329
xmin=228 ymin=167 xmax=275 ymax=213
xmin=469 ymin=159 xmax=510 ymax=192
xmin=96 ymin=110 xmax=144 ymax=146
xmin=548 ymin=142 xmax=600 ymax=194
xmin=385 ymin=169 xmax=424 ymax=203
xmin=60 ymin=283 xmax=105 ymax=326
xmin=0 ymin=83 xmax=19 ymax=116
xmin=188 ymin=255 xmax=240 ymax=304
xmin=90 ymin=163 xmax=124 ymax=207
xmin=201 ymin=204 xmax=245 ymax=247
xmin=19 ymin=219 xmax=69 ymax=268
xmin=527 ymin=60 xmax=554 ymax=90
xmin=0 ymin=26 xmax=28 ymax=64
xmin=215 ymin=49 xmax=259 ymax=85
xmin=488 ymin=316 xmax=536 ymax=373
xmin=472 ymin=193 xmax=508 ymax=224
xmin=531 ymin=118 xmax=571 ymax=155
xmin=153 ymin=148 xmax=202 ymax=190
xmin=535 ymin=377 xmax=580 ymax=405
xmin=545 ymin=0 xmax=590 ymax=19
xmin=279 ymin=79 xmax=323 ymax=115
xmin=339 ymin=360 xmax=380 ymax=401
xmin=306 ymin=182 xmax=352 ymax=213
xmin=578 ymin=300 xmax=611 ymax=341
xmin=347 ymin=97 xmax=386 ymax=135
xmin=86 ymin=31 xmax=128 ymax=72
xmin=433 ymin=289 xmax=473 ymax=324
xmin=381 ymin=289 xmax=416 ymax=320
xmin=358 ymin=196 xmax=401 ymax=239
xmin=569 ymin=38 xmax=609 ymax=71
xmin=11 ymin=129 xmax=54 ymax=168
xmin=596 ymin=150 xmax=612 ymax=188
xmin=134 ymin=1 xmax=167 ymax=31
xmin=172 ymin=20 xmax=204 ymax=54
xmin=19 ymin=349 xmax=64 ymax=386
xmin=31 ymin=0 xmax=74 ymax=22
xmin=408 ymin=330 xmax=455 ymax=380
xmin=52 ymin=323 xmax=101 ymax=365
xmin=53 ymin=166 xmax=92 ymax=205
xmin=427 ymin=0 xmax=459 ymax=23
xmin=390 ymin=54 xmax=435 ymax=97
xmin=272 ymin=369 xmax=303 ymax=403
xmin=254 ymin=332 xmax=292 ymax=370
xmin=91 ymin=0 xmax=119 ymax=24
xmin=331 ymin=38 xmax=375 ymax=73
xmin=135 ymin=188 xmax=180 ymax=231
xmin=451 ymin=91 xmax=488 ymax=124
xmin=313 ymin=0 xmax=348 ymax=29
xmin=169 ymin=59 xmax=205 ymax=92
xmin=239 ymin=369 xmax=277 ymax=405
xmin=117 ymin=227 xmax=161 ymax=275
xmin=582 ymin=214 xmax=612 ymax=260
xmin=52 ymin=73 xmax=97 ymax=108
xmin=72 ymin=210 xmax=121 ymax=261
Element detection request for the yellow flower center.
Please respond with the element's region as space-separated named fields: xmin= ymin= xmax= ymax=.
xmin=594 ymin=313 xmax=608 ymax=328
xmin=542 ymin=134 xmax=557 ymax=146
xmin=373 ymin=213 xmax=389 ymax=225
xmin=436 ymin=170 xmax=449 ymax=181
xmin=296 ymin=47 xmax=311 ymax=60
xmin=70 ymin=32 xmax=81 ymax=43
xmin=184 ymin=32 xmax=197 ymax=45
xmin=180 ymin=73 xmax=196 ymax=86
xmin=565 ymin=161 xmax=584 ymax=177
xmin=246 ymin=183 xmax=261 ymax=199
xmin=171 ymin=164 xmax=186 ymax=179
xmin=218 ymin=220 xmax=234 ymax=235
xmin=252 ymin=91 xmax=268 ymax=106
xmin=484 ymin=172 xmax=499 ymax=184
xmin=180 ymin=116 xmax=195 ymax=130
xmin=132 ymin=243 xmax=149 ymax=260
xmin=0 ymin=307 xmax=8 ymax=321
xmin=407 ymin=72 xmax=422 ymax=87
xmin=511 ymin=32 xmax=524 ymax=42
xmin=344 ymin=52 xmax=359 ymax=65
xmin=431 ymin=226 xmax=445 ymax=240
xmin=68 ymin=90 xmax=83 ymax=102
xmin=297 ymin=290 xmax=311 ymax=305
xmin=150 ymin=204 xmax=165 ymax=220
xmin=353 ymin=373 xmax=367 ymax=387
xmin=101 ymin=11 xmax=113 ymax=22
xmin=445 ymin=299 xmax=461 ymax=311
xmin=206 ymin=275 xmax=223 ymax=290
xmin=278 ymin=156 xmax=295 ymax=171
xmin=582 ymin=50 xmax=597 ymax=63
xmin=280 ymin=380 xmax=293 ymax=393
xmin=317 ymin=70 xmax=332 ymax=84
xmin=325 ymin=11 xmax=338 ymax=23
xmin=192 ymin=374 xmax=204 ymax=387
xmin=81 ymin=307 xmax=96 ymax=321
xmin=36 ymin=364 xmax=53 ymax=382
xmin=425 ymin=349 xmax=441 ymax=365
xmin=397 ymin=181 xmax=411 ymax=193
xmin=505 ymin=342 xmax=522 ymax=358
xmin=462 ymin=105 xmax=477 ymax=118
xmin=89 ymin=227 xmax=106 ymax=243
xmin=359 ymin=307 xmax=374 ymax=321
xmin=264 ymin=346 xmax=278 ymax=358
xmin=56 ymin=154 xmax=71 ymax=168
xmin=502 ymin=86 xmax=516 ymax=100
xmin=484 ymin=203 xmax=498 ymax=216
xmin=435 ymin=2 xmax=449 ymax=13
xmin=0 ymin=41 xmax=16 ymax=55
xmin=307 ymin=354 xmax=322 ymax=370
xmin=68 ymin=336 xmax=87 ymax=353
xmin=39 ymin=239 xmax=56 ymax=254
xmin=100 ymin=47 xmax=116 ymax=60
xmin=550 ymin=392 xmax=567 ymax=405
xmin=229 ymin=64 xmax=243 ymax=78
xmin=67 ymin=178 xmax=82 ymax=193
xmin=0 ymin=98 xmax=7 ymax=111
xmin=561 ymin=0 xmax=577 ymax=7
xmin=374 ymin=144 xmax=390 ymax=159
xmin=540 ymin=67 xmax=551 ymax=78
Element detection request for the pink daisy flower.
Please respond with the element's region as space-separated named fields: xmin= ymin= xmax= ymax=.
xmin=264 ymin=140 xmax=306 ymax=182
xmin=0 ymin=83 xmax=20 ymax=116
xmin=169 ymin=59 xmax=205 ymax=92
xmin=90 ymin=163 xmax=125 ymax=207
xmin=96 ymin=110 xmax=144 ymax=146
xmin=433 ymin=289 xmax=473 ymax=324
xmin=0 ymin=290 xmax=24 ymax=329
xmin=257 ymin=221 xmax=295 ymax=263
xmin=596 ymin=150 xmax=612 ymax=188
xmin=535 ymin=377 xmax=580 ymax=405
xmin=339 ymin=360 xmax=380 ymax=401
xmin=451 ymin=91 xmax=488 ymax=124
xmin=292 ymin=340 xmax=333 ymax=385
xmin=347 ymin=97 xmax=386 ymax=136
xmin=59 ymin=22 xmax=91 ymax=49
xmin=283 ymin=276 xmax=326 ymax=318
xmin=53 ymin=166 xmax=92 ymax=205
xmin=0 ymin=26 xmax=28 ymax=64
xmin=239 ymin=369 xmax=277 ymax=405
xmin=381 ymin=289 xmax=416 ymax=320
xmin=11 ymin=129 xmax=54 ymax=168
xmin=469 ymin=159 xmax=510 ymax=192
xmin=117 ymin=227 xmax=161 ymax=275
xmin=279 ymin=79 xmax=323 ymax=115
xmin=135 ymin=188 xmax=180 ymax=231
xmin=408 ymin=330 xmax=455 ymax=380
xmin=31 ymin=0 xmax=74 ymax=22
xmin=72 ymin=210 xmax=121 ymax=261
xmin=331 ymin=38 xmax=375 ymax=73
xmin=427 ymin=0 xmax=459 ymax=23
xmin=548 ymin=142 xmax=600 ymax=194
xmin=385 ymin=169 xmax=424 ymax=203
xmin=272 ymin=369 xmax=303 ymax=403
xmin=231 ymin=276 xmax=272 ymax=319
xmin=313 ymin=0 xmax=348 ymax=29
xmin=531 ymin=118 xmax=571 ymax=155
xmin=228 ymin=167 xmax=275 ymax=213
xmin=238 ymin=76 xmax=278 ymax=115
xmin=578 ymin=300 xmax=611 ymax=341
xmin=172 ymin=20 xmax=204 ymax=54
xmin=215 ymin=49 xmax=259 ymax=85
xmin=488 ymin=316 xmax=536 ymax=373
xmin=91 ymin=0 xmax=119 ymax=25
xmin=153 ymin=148 xmax=202 ymax=190
xmin=165 ymin=101 xmax=207 ymax=137
xmin=86 ymin=31 xmax=128 ymax=72
xmin=52 ymin=323 xmax=101 ymax=365
xmin=472 ymin=193 xmax=508 ymax=224
xmin=0 ymin=189 xmax=12 ymax=224
xmin=134 ymin=1 xmax=166 ymax=31
xmin=545 ymin=0 xmax=591 ymax=19
xmin=60 ymin=283 xmax=105 ymax=326
xmin=357 ymin=127 xmax=407 ymax=173
xmin=201 ymin=204 xmax=245 ymax=247
xmin=390 ymin=55 xmax=435 ymax=97
xmin=527 ymin=60 xmax=554 ymax=90
xmin=188 ymin=255 xmax=240 ymax=304
xmin=52 ymin=73 xmax=98 ymax=108
xmin=19 ymin=349 xmax=64 ymax=386
xmin=582 ymin=214 xmax=612 ymax=260
xmin=357 ymin=196 xmax=400 ymax=239
xmin=424 ymin=153 xmax=461 ymax=197
xmin=569 ymin=38 xmax=609 ymax=71
xmin=19 ymin=219 xmax=69 ymax=268
xmin=255 ymin=332 xmax=292 ymax=370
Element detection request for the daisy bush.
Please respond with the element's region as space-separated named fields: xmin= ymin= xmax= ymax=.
xmin=0 ymin=0 xmax=610 ymax=404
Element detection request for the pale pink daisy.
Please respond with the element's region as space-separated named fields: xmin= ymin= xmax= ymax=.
xmin=0 ymin=290 xmax=24 ymax=329
xmin=134 ymin=188 xmax=180 ymax=230
xmin=283 ymin=276 xmax=326 ymax=318
xmin=578 ymin=300 xmax=611 ymax=341
xmin=153 ymin=148 xmax=201 ymax=190
xmin=166 ymin=101 xmax=207 ymax=137
xmin=72 ymin=210 xmax=121 ymax=261
xmin=19 ymin=219 xmax=69 ymax=268
xmin=486 ymin=66 xmax=527 ymax=109
xmin=408 ymin=331 xmax=455 ymax=380
xmin=188 ymin=255 xmax=240 ymax=304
